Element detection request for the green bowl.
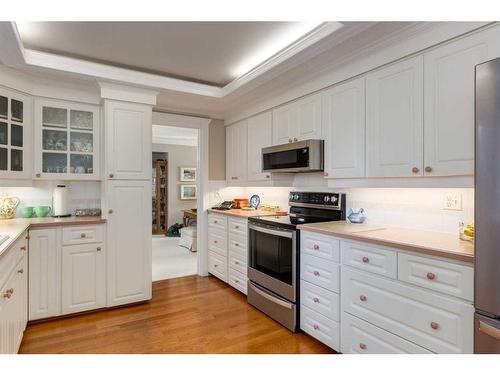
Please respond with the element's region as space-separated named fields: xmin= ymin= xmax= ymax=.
xmin=19 ymin=206 xmax=34 ymax=218
xmin=34 ymin=206 xmax=51 ymax=217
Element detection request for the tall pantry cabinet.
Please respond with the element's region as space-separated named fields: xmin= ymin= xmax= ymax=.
xmin=100 ymin=85 xmax=156 ymax=306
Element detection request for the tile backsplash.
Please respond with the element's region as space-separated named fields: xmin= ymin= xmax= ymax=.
xmin=0 ymin=181 xmax=101 ymax=217
xmin=214 ymin=186 xmax=474 ymax=234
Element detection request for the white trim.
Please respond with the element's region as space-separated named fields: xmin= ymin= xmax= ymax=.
xmin=0 ymin=22 xmax=25 ymax=66
xmin=152 ymin=111 xmax=211 ymax=128
xmin=98 ymin=81 xmax=158 ymax=106
xmin=327 ymin=176 xmax=473 ymax=189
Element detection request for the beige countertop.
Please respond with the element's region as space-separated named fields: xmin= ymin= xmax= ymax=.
xmin=298 ymin=221 xmax=474 ymax=263
xmin=0 ymin=216 xmax=106 ymax=259
xmin=208 ymin=208 xmax=287 ymax=218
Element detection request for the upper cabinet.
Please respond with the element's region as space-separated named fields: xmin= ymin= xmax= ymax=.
xmin=272 ymin=93 xmax=322 ymax=145
xmin=34 ymin=98 xmax=99 ymax=180
xmin=0 ymin=87 xmax=32 ymax=179
xmin=423 ymin=28 xmax=500 ymax=176
xmin=366 ymin=56 xmax=424 ymax=177
xmin=104 ymin=100 xmax=152 ymax=180
xmin=322 ymin=77 xmax=366 ymax=179
xmin=226 ymin=120 xmax=247 ymax=184
xmin=247 ymin=111 xmax=272 ymax=181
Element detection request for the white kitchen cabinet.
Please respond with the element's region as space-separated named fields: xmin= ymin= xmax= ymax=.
xmin=423 ymin=28 xmax=500 ymax=176
xmin=104 ymin=100 xmax=152 ymax=180
xmin=29 ymin=228 xmax=60 ymax=320
xmin=247 ymin=111 xmax=272 ymax=181
xmin=366 ymin=56 xmax=424 ymax=177
xmin=106 ymin=180 xmax=152 ymax=306
xmin=225 ymin=120 xmax=247 ymax=184
xmin=61 ymin=243 xmax=106 ymax=315
xmin=0 ymin=87 xmax=32 ymax=180
xmin=34 ymin=98 xmax=99 ymax=180
xmin=272 ymin=93 xmax=322 ymax=146
xmin=322 ymin=77 xmax=366 ymax=178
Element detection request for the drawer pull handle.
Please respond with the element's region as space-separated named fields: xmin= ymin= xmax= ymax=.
xmin=412 ymin=167 xmax=419 ymax=173
xmin=80 ymin=233 xmax=87 ymax=238
xmin=313 ymin=324 xmax=320 ymax=330
xmin=214 ymin=220 xmax=218 ymax=224
xmin=359 ymin=343 xmax=367 ymax=350
xmin=430 ymin=322 xmax=439 ymax=330
xmin=235 ymin=261 xmax=239 ymax=265
xmin=359 ymin=295 xmax=367 ymax=302
xmin=3 ymin=292 xmax=12 ymax=299
xmin=313 ymin=244 xmax=320 ymax=250
xmin=313 ymin=297 xmax=320 ymax=303
xmin=426 ymin=272 xmax=436 ymax=280
xmin=17 ymin=269 xmax=24 ymax=274
xmin=214 ymin=264 xmax=218 ymax=268
xmin=235 ymin=243 xmax=239 ymax=247
xmin=20 ymin=246 xmax=26 ymax=251
xmin=266 ymin=174 xmax=270 ymax=179
xmin=313 ymin=271 xmax=320 ymax=276
xmin=362 ymin=256 xmax=369 ymax=263
xmin=108 ymin=209 xmax=113 ymax=214
xmin=234 ymin=280 xmax=239 ymax=283
xmin=109 ymin=173 xmax=114 ymax=178
xmin=479 ymin=321 xmax=500 ymax=340
xmin=96 ymin=247 xmax=102 ymax=252
xmin=214 ymin=240 xmax=218 ymax=244
xmin=235 ymin=225 xmax=239 ymax=229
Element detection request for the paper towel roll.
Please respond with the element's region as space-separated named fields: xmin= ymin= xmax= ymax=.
xmin=52 ymin=184 xmax=69 ymax=216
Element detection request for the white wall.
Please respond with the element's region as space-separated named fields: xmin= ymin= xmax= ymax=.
xmin=152 ymin=143 xmax=198 ymax=227
xmin=0 ymin=181 xmax=101 ymax=217
xmin=212 ymin=186 xmax=474 ymax=234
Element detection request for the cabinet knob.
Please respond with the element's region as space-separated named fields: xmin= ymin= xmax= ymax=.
xmin=293 ymin=138 xmax=298 ymax=142
xmin=3 ymin=292 xmax=11 ymax=299
xmin=214 ymin=240 xmax=218 ymax=244
xmin=313 ymin=297 xmax=320 ymax=303
xmin=20 ymin=246 xmax=26 ymax=251
xmin=96 ymin=247 xmax=102 ymax=252
xmin=214 ymin=264 xmax=218 ymax=268
xmin=235 ymin=261 xmax=239 ymax=265
xmin=313 ymin=324 xmax=320 ymax=330
xmin=430 ymin=322 xmax=439 ymax=330
xmin=80 ymin=233 xmax=87 ymax=238
xmin=426 ymin=272 xmax=436 ymax=280
xmin=425 ymin=166 xmax=433 ymax=173
xmin=234 ymin=279 xmax=239 ymax=283
xmin=235 ymin=225 xmax=239 ymax=229
xmin=359 ymin=295 xmax=367 ymax=302
xmin=359 ymin=343 xmax=367 ymax=350
xmin=35 ymin=173 xmax=41 ymax=178
xmin=266 ymin=174 xmax=270 ymax=179
xmin=214 ymin=220 xmax=218 ymax=224
xmin=235 ymin=243 xmax=239 ymax=247
xmin=313 ymin=244 xmax=320 ymax=250
xmin=108 ymin=209 xmax=113 ymax=214
xmin=17 ymin=269 xmax=24 ymax=274
xmin=362 ymin=256 xmax=370 ymax=263
xmin=313 ymin=270 xmax=320 ymax=276
xmin=412 ymin=167 xmax=419 ymax=173
xmin=288 ymin=139 xmax=293 ymax=143
xmin=109 ymin=173 xmax=114 ymax=178
xmin=324 ymin=172 xmax=329 ymax=177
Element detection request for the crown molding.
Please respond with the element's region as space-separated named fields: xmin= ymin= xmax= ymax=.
xmin=0 ymin=22 xmax=25 ymax=66
xmin=98 ymin=81 xmax=159 ymax=105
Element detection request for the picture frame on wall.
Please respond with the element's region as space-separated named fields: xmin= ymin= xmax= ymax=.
xmin=180 ymin=184 xmax=197 ymax=200
xmin=180 ymin=167 xmax=196 ymax=182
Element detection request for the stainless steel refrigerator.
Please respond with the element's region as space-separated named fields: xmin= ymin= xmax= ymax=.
xmin=475 ymin=57 xmax=500 ymax=353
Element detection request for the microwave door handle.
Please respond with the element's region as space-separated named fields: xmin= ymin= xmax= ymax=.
xmin=248 ymin=224 xmax=293 ymax=239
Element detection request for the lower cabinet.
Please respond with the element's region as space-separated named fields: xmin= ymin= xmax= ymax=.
xmin=61 ymin=243 xmax=106 ymax=315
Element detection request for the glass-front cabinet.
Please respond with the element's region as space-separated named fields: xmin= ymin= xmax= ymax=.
xmin=34 ymin=98 xmax=99 ymax=180
xmin=0 ymin=87 xmax=32 ymax=179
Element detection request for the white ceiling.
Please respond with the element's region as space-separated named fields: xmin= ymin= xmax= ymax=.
xmin=152 ymin=124 xmax=198 ymax=146
xmin=16 ymin=21 xmax=321 ymax=87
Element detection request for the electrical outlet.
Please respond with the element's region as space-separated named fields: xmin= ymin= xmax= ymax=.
xmin=443 ymin=192 xmax=462 ymax=211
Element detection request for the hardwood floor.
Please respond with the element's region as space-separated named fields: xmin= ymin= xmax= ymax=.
xmin=19 ymin=275 xmax=335 ymax=354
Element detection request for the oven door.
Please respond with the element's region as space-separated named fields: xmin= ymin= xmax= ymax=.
xmin=248 ymin=222 xmax=297 ymax=302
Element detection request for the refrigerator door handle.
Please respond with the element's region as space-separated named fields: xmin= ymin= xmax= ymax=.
xmin=479 ymin=321 xmax=500 ymax=341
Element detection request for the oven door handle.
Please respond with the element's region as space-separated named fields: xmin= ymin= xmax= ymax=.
xmin=249 ymin=283 xmax=293 ymax=309
xmin=248 ymin=224 xmax=294 ymax=239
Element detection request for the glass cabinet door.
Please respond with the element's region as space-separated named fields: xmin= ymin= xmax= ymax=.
xmin=0 ymin=92 xmax=27 ymax=176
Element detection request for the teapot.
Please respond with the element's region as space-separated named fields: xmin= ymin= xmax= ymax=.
xmin=347 ymin=208 xmax=366 ymax=224
xmin=0 ymin=196 xmax=20 ymax=219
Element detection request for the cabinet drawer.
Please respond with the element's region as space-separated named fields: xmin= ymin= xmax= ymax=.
xmin=228 ymin=268 xmax=247 ymax=295
xmin=0 ymin=234 xmax=26 ymax=290
xmin=62 ymin=225 xmax=104 ymax=245
xmin=300 ymin=305 xmax=340 ymax=351
xmin=208 ymin=214 xmax=227 ymax=231
xmin=228 ymin=233 xmax=247 ymax=253
xmin=228 ymin=217 xmax=247 ymax=237
xmin=300 ymin=253 xmax=340 ymax=293
xmin=301 ymin=231 xmax=340 ymax=262
xmin=208 ymin=251 xmax=227 ymax=283
xmin=229 ymin=251 xmax=247 ymax=275
xmin=342 ymin=267 xmax=474 ymax=353
xmin=341 ymin=240 xmax=397 ymax=279
xmin=341 ymin=312 xmax=432 ymax=354
xmin=208 ymin=229 xmax=227 ymax=256
xmin=300 ymin=279 xmax=339 ymax=322
xmin=398 ymin=253 xmax=473 ymax=301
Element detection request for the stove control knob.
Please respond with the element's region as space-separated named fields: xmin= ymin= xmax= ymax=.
xmin=330 ymin=196 xmax=338 ymax=203
xmin=323 ymin=196 xmax=330 ymax=202
xmin=293 ymin=194 xmax=300 ymax=201
xmin=289 ymin=194 xmax=294 ymax=200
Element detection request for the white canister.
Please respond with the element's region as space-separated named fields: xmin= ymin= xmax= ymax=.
xmin=52 ymin=184 xmax=70 ymax=217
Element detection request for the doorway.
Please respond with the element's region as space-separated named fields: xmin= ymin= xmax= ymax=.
xmin=151 ymin=124 xmax=199 ymax=281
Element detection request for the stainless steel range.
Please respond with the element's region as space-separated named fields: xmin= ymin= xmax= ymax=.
xmin=247 ymin=192 xmax=346 ymax=331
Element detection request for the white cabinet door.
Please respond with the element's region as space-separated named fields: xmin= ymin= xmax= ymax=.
xmin=61 ymin=243 xmax=106 ymax=314
xmin=29 ymin=228 xmax=60 ymax=321
xmin=272 ymin=104 xmax=296 ymax=145
xmin=366 ymin=56 xmax=424 ymax=177
xmin=105 ymin=100 xmax=152 ymax=180
xmin=295 ymin=93 xmax=322 ymax=141
xmin=322 ymin=77 xmax=366 ymax=178
xmin=226 ymin=120 xmax=247 ymax=184
xmin=107 ymin=180 xmax=152 ymax=306
xmin=424 ymin=28 xmax=500 ymax=176
xmin=247 ymin=111 xmax=272 ymax=181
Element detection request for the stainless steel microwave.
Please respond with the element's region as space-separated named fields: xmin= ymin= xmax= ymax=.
xmin=262 ymin=139 xmax=324 ymax=173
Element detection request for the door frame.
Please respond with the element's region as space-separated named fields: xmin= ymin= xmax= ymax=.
xmin=152 ymin=111 xmax=211 ymax=276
